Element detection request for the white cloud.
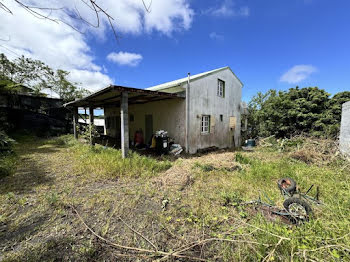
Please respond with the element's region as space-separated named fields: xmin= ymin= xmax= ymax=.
xmin=0 ymin=0 xmax=194 ymax=91
xmin=280 ymin=65 xmax=318 ymax=84
xmin=68 ymin=70 xmax=113 ymax=92
xmin=209 ymin=32 xmax=224 ymax=40
xmin=107 ymin=52 xmax=143 ymax=67
xmin=204 ymin=0 xmax=250 ymax=18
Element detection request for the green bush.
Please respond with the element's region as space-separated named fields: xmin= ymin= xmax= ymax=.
xmin=0 ymin=152 xmax=17 ymax=179
xmin=0 ymin=130 xmax=15 ymax=151
xmin=248 ymin=87 xmax=350 ymax=138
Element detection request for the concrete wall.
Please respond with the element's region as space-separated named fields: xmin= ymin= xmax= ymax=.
xmin=187 ymin=68 xmax=243 ymax=153
xmin=104 ymin=98 xmax=185 ymax=146
xmin=340 ymin=101 xmax=350 ymax=155
xmin=103 ymin=68 xmax=243 ymax=153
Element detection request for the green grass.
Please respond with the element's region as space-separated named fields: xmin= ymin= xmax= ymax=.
xmin=69 ymin=142 xmax=172 ymax=179
xmin=0 ymin=152 xmax=17 ymax=179
xmin=1 ymin=135 xmax=349 ymax=261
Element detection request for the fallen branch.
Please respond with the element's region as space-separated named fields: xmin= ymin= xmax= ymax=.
xmin=116 ymin=215 xmax=158 ymax=250
xmin=70 ymin=205 xmax=206 ymax=261
xmin=159 ymin=237 xmax=271 ymax=261
xmin=262 ymin=238 xmax=283 ymax=262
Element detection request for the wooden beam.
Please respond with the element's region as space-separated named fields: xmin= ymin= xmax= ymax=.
xmin=120 ymin=92 xmax=129 ymax=158
xmin=89 ymin=106 xmax=95 ymax=146
xmin=73 ymin=107 xmax=78 ymax=139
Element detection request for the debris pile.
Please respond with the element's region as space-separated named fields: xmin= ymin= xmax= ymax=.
xmin=169 ymin=144 xmax=183 ymax=155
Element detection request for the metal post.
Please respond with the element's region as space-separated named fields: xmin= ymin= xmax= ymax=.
xmin=185 ymin=73 xmax=190 ymax=153
xmin=73 ymin=107 xmax=78 ymax=139
xmin=89 ymin=106 xmax=95 ymax=145
xmin=121 ymin=92 xmax=129 ymax=158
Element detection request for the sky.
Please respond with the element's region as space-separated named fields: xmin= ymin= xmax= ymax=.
xmin=1 ymin=0 xmax=350 ymax=102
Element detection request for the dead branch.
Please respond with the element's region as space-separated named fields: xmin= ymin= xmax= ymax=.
xmin=262 ymin=238 xmax=283 ymax=262
xmin=0 ymin=0 xmax=153 ymax=43
xmin=159 ymin=237 xmax=272 ymax=261
xmin=70 ymin=205 xmax=206 ymax=261
xmin=116 ymin=215 xmax=158 ymax=250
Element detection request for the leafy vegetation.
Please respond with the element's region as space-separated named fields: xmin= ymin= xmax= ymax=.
xmin=0 ymin=53 xmax=89 ymax=102
xmin=0 ymin=131 xmax=17 ymax=179
xmin=248 ymin=87 xmax=350 ymax=138
xmin=1 ymin=135 xmax=349 ymax=261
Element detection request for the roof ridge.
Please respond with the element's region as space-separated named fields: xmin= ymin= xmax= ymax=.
xmin=146 ymin=66 xmax=230 ymax=91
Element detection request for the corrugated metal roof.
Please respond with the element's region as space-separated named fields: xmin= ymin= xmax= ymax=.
xmin=146 ymin=66 xmax=243 ymax=92
xmin=64 ymin=85 xmax=184 ymax=108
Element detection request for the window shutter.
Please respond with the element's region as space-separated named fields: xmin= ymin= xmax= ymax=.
xmin=210 ymin=115 xmax=215 ymax=133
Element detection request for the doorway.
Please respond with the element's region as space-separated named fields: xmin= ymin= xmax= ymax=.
xmin=145 ymin=114 xmax=153 ymax=144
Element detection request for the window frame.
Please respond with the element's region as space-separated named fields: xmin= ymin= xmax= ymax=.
xmin=217 ymin=79 xmax=225 ymax=98
xmin=201 ymin=115 xmax=210 ymax=134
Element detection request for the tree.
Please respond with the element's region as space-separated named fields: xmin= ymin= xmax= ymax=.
xmin=0 ymin=53 xmax=89 ymax=101
xmin=50 ymin=69 xmax=90 ymax=102
xmin=247 ymin=87 xmax=349 ymax=139
xmin=319 ymin=91 xmax=350 ymax=137
xmin=0 ymin=53 xmax=54 ymax=93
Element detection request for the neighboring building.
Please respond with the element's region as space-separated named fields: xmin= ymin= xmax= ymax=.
xmin=340 ymin=101 xmax=350 ymax=155
xmin=65 ymin=66 xmax=243 ymax=156
xmin=0 ymin=92 xmax=70 ymax=135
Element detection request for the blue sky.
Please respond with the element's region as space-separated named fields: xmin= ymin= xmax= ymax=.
xmin=89 ymin=0 xmax=350 ymax=102
xmin=1 ymin=0 xmax=349 ymax=102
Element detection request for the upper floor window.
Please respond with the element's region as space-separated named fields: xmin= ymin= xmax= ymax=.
xmin=217 ymin=79 xmax=225 ymax=98
xmin=201 ymin=115 xmax=210 ymax=134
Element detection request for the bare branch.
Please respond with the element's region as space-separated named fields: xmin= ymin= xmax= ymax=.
xmin=142 ymin=0 xmax=152 ymax=13
xmin=0 ymin=2 xmax=13 ymax=14
xmin=0 ymin=0 xmax=153 ymax=43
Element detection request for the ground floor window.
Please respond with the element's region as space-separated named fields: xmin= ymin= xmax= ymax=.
xmin=201 ymin=115 xmax=210 ymax=134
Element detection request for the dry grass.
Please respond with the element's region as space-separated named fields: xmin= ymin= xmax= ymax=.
xmin=0 ymin=135 xmax=349 ymax=261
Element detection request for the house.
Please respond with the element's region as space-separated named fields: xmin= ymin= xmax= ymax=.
xmin=340 ymin=101 xmax=350 ymax=155
xmin=65 ymin=66 xmax=244 ymax=157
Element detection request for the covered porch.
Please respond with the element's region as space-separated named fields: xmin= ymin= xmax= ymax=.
xmin=64 ymin=85 xmax=185 ymax=158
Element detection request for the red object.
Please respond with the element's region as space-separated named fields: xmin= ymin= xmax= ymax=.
xmin=134 ymin=131 xmax=144 ymax=144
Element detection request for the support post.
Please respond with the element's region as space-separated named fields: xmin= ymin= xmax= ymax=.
xmin=73 ymin=107 xmax=78 ymax=139
xmin=185 ymin=73 xmax=190 ymax=153
xmin=89 ymin=106 xmax=95 ymax=145
xmin=121 ymin=92 xmax=129 ymax=158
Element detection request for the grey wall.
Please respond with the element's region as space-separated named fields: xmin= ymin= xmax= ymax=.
xmin=187 ymin=68 xmax=243 ymax=153
xmin=340 ymin=101 xmax=350 ymax=155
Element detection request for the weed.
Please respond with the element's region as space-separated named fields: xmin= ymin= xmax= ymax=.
xmin=193 ymin=162 xmax=216 ymax=172
xmin=45 ymin=192 xmax=59 ymax=207
xmin=1 ymin=135 xmax=349 ymax=261
xmin=235 ymin=153 xmax=253 ymax=165
xmin=0 ymin=152 xmax=17 ymax=179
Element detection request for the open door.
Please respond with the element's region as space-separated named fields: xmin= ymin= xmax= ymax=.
xmin=145 ymin=114 xmax=153 ymax=145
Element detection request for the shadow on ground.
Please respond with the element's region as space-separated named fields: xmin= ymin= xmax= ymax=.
xmin=0 ymin=143 xmax=60 ymax=195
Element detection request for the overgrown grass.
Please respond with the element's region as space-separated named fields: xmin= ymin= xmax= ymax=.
xmin=159 ymin=143 xmax=350 ymax=261
xmin=67 ymin=140 xmax=172 ymax=179
xmin=0 ymin=152 xmax=17 ymax=179
xmin=1 ymin=135 xmax=349 ymax=261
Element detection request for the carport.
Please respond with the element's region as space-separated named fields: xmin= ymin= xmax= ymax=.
xmin=64 ymin=85 xmax=184 ymax=158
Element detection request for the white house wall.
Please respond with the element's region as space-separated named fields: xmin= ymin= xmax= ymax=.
xmin=187 ymin=68 xmax=242 ymax=154
xmin=104 ymin=98 xmax=186 ymax=146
